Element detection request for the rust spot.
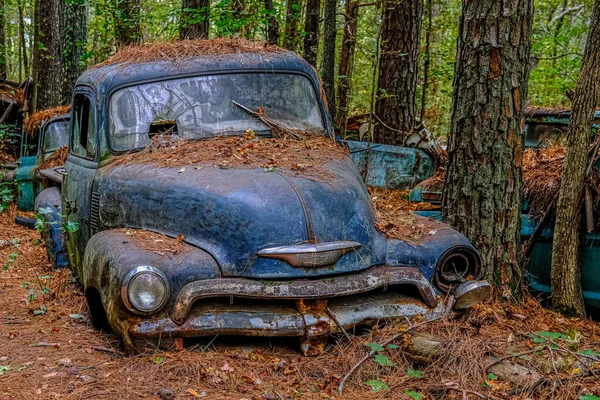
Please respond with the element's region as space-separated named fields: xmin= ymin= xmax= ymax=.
xmin=515 ymin=146 xmax=523 ymax=168
xmin=512 ymin=88 xmax=520 ymax=113
xmin=489 ymin=48 xmax=500 ymax=79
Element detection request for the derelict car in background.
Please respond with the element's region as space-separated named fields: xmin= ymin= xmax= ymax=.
xmin=41 ymin=40 xmax=491 ymax=354
xmin=16 ymin=107 xmax=70 ymax=211
xmin=410 ymin=108 xmax=600 ymax=311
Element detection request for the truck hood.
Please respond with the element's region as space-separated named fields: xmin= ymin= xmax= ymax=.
xmin=95 ymin=157 xmax=388 ymax=279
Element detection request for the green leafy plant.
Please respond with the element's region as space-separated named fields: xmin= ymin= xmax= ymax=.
xmin=3 ymin=252 xmax=18 ymax=271
xmin=405 ymin=390 xmax=423 ymax=400
xmin=364 ymin=379 xmax=389 ymax=393
xmin=406 ymin=368 xmax=424 ymax=379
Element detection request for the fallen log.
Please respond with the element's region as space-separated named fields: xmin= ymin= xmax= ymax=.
xmin=404 ymin=333 xmax=543 ymax=388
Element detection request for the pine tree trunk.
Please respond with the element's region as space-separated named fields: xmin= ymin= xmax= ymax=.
xmin=231 ymin=0 xmax=246 ymax=35
xmin=373 ymin=0 xmax=422 ymax=145
xmin=18 ymin=0 xmax=28 ymax=78
xmin=551 ymin=0 xmax=600 ymax=318
xmin=180 ymin=0 xmax=209 ymax=39
xmin=63 ymin=0 xmax=88 ymax=104
xmin=442 ymin=0 xmax=534 ymax=294
xmin=114 ymin=0 xmax=142 ymax=46
xmin=0 ymin=0 xmax=6 ymax=78
xmin=33 ymin=0 xmax=64 ymax=111
xmin=264 ymin=0 xmax=280 ymax=45
xmin=283 ymin=0 xmax=302 ymax=50
xmin=335 ymin=0 xmax=358 ymax=134
xmin=420 ymin=0 xmax=432 ymax=121
xmin=303 ymin=0 xmax=320 ymax=67
xmin=321 ymin=0 xmax=337 ymax=120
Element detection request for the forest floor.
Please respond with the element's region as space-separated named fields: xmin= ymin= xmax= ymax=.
xmin=0 ymin=206 xmax=600 ymax=400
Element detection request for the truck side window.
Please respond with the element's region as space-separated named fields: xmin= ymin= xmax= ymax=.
xmin=72 ymin=94 xmax=96 ymax=158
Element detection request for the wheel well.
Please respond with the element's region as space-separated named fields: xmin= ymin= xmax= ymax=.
xmin=85 ymin=287 xmax=111 ymax=332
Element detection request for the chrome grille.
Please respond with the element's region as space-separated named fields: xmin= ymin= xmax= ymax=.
xmin=90 ymin=191 xmax=100 ymax=234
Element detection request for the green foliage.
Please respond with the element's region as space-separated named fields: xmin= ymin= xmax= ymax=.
xmin=365 ymin=342 xmax=385 ymax=351
xmin=364 ymin=379 xmax=389 ymax=392
xmin=372 ymin=353 xmax=395 ymax=367
xmin=580 ymin=395 xmax=600 ymax=400
xmin=3 ymin=252 xmax=18 ymax=271
xmin=405 ymin=390 xmax=423 ymax=400
xmin=406 ymin=368 xmax=424 ymax=379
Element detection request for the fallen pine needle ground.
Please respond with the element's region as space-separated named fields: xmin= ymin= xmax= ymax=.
xmin=0 ymin=205 xmax=599 ymax=399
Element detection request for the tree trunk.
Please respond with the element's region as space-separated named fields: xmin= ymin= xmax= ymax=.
xmin=63 ymin=0 xmax=88 ymax=105
xmin=0 ymin=0 xmax=6 ymax=78
xmin=442 ymin=0 xmax=534 ymax=294
xmin=373 ymin=0 xmax=423 ymax=145
xmin=264 ymin=0 xmax=280 ymax=45
xmin=18 ymin=0 xmax=29 ymax=78
xmin=420 ymin=0 xmax=432 ymax=121
xmin=231 ymin=0 xmax=246 ymax=35
xmin=551 ymin=0 xmax=600 ymax=318
xmin=335 ymin=0 xmax=358 ymax=134
xmin=283 ymin=0 xmax=302 ymax=50
xmin=180 ymin=0 xmax=209 ymax=39
xmin=303 ymin=0 xmax=320 ymax=67
xmin=33 ymin=0 xmax=64 ymax=111
xmin=114 ymin=0 xmax=142 ymax=46
xmin=321 ymin=0 xmax=337 ymax=120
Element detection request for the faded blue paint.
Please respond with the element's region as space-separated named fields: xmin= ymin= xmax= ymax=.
xmin=344 ymin=140 xmax=434 ymax=190
xmin=15 ymin=155 xmax=37 ymax=211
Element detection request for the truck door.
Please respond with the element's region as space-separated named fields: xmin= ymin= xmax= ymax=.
xmin=63 ymin=89 xmax=98 ymax=278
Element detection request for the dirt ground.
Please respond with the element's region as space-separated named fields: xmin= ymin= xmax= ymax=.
xmin=1 ymin=206 xmax=600 ymax=400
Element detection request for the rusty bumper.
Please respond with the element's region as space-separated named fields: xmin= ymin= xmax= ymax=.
xmin=130 ymin=291 xmax=447 ymax=339
xmin=170 ymin=266 xmax=438 ymax=324
xmin=128 ymin=267 xmax=452 ymax=352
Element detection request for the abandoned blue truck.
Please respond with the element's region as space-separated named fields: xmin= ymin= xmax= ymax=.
xmin=16 ymin=109 xmax=70 ymax=212
xmin=38 ymin=41 xmax=490 ymax=354
xmin=410 ymin=108 xmax=600 ymax=312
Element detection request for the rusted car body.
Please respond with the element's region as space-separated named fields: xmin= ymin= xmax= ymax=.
xmin=410 ymin=108 xmax=600 ymax=311
xmin=47 ymin=45 xmax=490 ymax=354
xmin=16 ymin=113 xmax=69 ymax=211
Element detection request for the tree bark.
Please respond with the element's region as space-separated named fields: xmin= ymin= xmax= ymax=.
xmin=442 ymin=0 xmax=534 ymax=293
xmin=335 ymin=0 xmax=359 ymax=134
xmin=0 ymin=0 xmax=6 ymax=78
xmin=551 ymin=0 xmax=600 ymax=318
xmin=113 ymin=0 xmax=142 ymax=46
xmin=180 ymin=0 xmax=210 ymax=39
xmin=373 ymin=0 xmax=423 ymax=145
xmin=264 ymin=0 xmax=280 ymax=45
xmin=303 ymin=0 xmax=320 ymax=67
xmin=231 ymin=0 xmax=246 ymax=35
xmin=420 ymin=0 xmax=432 ymax=121
xmin=321 ymin=0 xmax=337 ymax=120
xmin=18 ymin=0 xmax=29 ymax=78
xmin=33 ymin=0 xmax=64 ymax=111
xmin=63 ymin=0 xmax=88 ymax=105
xmin=283 ymin=0 xmax=302 ymax=50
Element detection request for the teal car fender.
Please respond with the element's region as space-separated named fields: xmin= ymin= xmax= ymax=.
xmin=15 ymin=155 xmax=37 ymax=211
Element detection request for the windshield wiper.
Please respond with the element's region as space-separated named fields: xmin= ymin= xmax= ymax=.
xmin=232 ymin=100 xmax=302 ymax=140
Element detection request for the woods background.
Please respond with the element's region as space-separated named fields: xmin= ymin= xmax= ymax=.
xmin=0 ymin=0 xmax=592 ymax=136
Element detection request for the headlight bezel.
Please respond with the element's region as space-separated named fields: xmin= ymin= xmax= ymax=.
xmin=121 ymin=266 xmax=170 ymax=315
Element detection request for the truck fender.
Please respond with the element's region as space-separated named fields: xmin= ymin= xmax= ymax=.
xmin=81 ymin=229 xmax=221 ymax=346
xmin=35 ymin=187 xmax=68 ymax=268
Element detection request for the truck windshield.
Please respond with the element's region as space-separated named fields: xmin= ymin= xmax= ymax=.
xmin=109 ymin=73 xmax=325 ymax=152
xmin=43 ymin=120 xmax=69 ymax=156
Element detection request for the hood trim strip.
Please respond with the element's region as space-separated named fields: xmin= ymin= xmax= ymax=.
xmin=276 ymin=171 xmax=315 ymax=242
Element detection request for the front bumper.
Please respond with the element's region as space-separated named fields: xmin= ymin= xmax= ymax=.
xmin=126 ymin=267 xmax=490 ymax=354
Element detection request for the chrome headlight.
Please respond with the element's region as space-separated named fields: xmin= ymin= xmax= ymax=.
xmin=121 ymin=266 xmax=170 ymax=314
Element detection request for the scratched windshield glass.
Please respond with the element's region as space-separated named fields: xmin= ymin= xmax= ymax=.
xmin=109 ymin=73 xmax=325 ymax=152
